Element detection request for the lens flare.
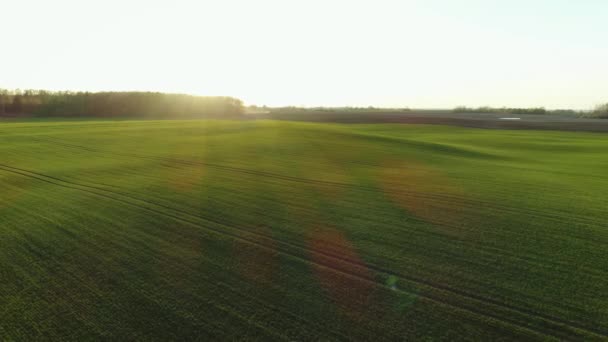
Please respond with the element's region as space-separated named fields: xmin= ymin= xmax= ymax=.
xmin=308 ymin=226 xmax=374 ymax=322
xmin=380 ymin=161 xmax=467 ymax=236
xmin=165 ymin=162 xmax=206 ymax=193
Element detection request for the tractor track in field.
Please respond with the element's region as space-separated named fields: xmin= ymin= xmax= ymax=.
xmin=14 ymin=136 xmax=608 ymax=280
xmin=0 ymin=166 xmax=345 ymax=342
xmin=14 ymin=138 xmax=608 ymax=303
xmin=1 ymin=162 xmax=606 ymax=340
xmin=28 ymin=136 xmax=608 ymax=231
xmin=6 ymin=254 xmax=346 ymax=341
xmin=0 ymin=230 xmax=348 ymax=341
xmin=11 ymin=137 xmax=608 ymax=276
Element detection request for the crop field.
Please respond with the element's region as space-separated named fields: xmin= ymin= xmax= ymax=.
xmin=1 ymin=119 xmax=608 ymax=340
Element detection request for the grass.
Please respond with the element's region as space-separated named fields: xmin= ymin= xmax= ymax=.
xmin=1 ymin=119 xmax=608 ymax=340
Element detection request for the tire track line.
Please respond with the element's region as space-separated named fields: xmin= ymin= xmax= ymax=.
xmin=0 ymin=162 xmax=600 ymax=338
xmin=27 ymin=137 xmax=605 ymax=229
xmin=1 ymin=152 xmax=604 ymax=296
xmin=0 ymin=163 xmax=604 ymax=339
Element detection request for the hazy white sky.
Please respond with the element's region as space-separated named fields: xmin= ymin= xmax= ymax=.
xmin=2 ymin=0 xmax=607 ymax=108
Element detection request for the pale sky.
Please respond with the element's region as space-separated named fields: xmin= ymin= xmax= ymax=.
xmin=1 ymin=0 xmax=607 ymax=109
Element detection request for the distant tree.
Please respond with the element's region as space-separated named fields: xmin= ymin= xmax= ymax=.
xmin=593 ymin=103 xmax=608 ymax=118
xmin=11 ymin=94 xmax=23 ymax=113
xmin=0 ymin=89 xmax=7 ymax=115
xmin=453 ymin=106 xmax=471 ymax=113
xmin=550 ymin=109 xmax=577 ymax=115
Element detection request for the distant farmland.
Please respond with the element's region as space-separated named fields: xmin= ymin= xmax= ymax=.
xmin=1 ymin=119 xmax=608 ymax=340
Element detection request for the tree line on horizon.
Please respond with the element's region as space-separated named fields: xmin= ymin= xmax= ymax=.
xmin=453 ymin=106 xmax=550 ymax=115
xmin=0 ymin=89 xmax=244 ymax=118
xmin=258 ymin=105 xmax=411 ymax=113
xmin=590 ymin=103 xmax=608 ymax=118
xmin=453 ymin=105 xmax=608 ymax=118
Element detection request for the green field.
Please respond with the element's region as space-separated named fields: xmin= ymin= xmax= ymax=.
xmin=1 ymin=119 xmax=607 ymax=340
